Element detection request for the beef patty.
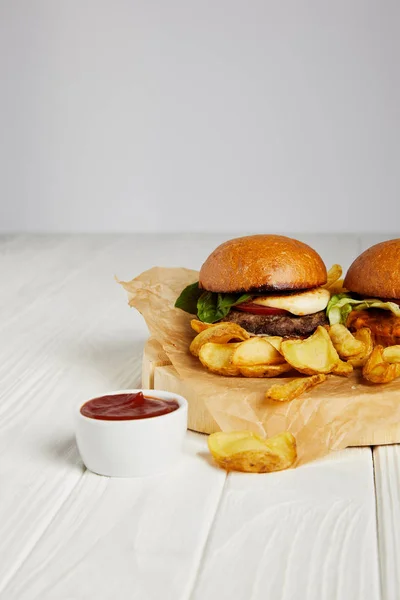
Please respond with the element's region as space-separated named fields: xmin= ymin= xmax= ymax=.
xmin=223 ymin=309 xmax=328 ymax=337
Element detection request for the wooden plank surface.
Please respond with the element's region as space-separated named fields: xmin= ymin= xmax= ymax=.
xmin=3 ymin=433 xmax=226 ymax=600
xmin=373 ymin=446 xmax=400 ymax=600
xmin=0 ymin=234 xmax=229 ymax=599
xmin=192 ymin=448 xmax=380 ymax=600
xmin=0 ymin=233 xmax=394 ymax=599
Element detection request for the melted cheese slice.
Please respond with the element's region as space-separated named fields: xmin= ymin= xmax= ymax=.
xmin=252 ymin=287 xmax=330 ymax=316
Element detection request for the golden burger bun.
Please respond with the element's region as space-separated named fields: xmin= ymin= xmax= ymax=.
xmin=344 ymin=239 xmax=400 ymax=299
xmin=199 ymin=235 xmax=327 ymax=293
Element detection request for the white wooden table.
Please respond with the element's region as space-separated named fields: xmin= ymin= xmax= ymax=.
xmin=1 ymin=233 xmax=399 ymax=600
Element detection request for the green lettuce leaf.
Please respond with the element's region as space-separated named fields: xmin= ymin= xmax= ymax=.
xmin=326 ymin=293 xmax=400 ymax=325
xmin=197 ymin=291 xmax=251 ymax=323
xmin=175 ymin=282 xmax=251 ymax=323
xmin=174 ymin=282 xmax=202 ymax=315
xmin=197 ymin=292 xmax=219 ymax=323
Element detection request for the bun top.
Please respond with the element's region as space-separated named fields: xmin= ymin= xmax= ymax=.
xmin=344 ymin=238 xmax=400 ymax=299
xmin=199 ymin=235 xmax=327 ymax=293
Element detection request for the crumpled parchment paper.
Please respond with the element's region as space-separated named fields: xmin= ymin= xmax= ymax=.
xmin=120 ymin=267 xmax=400 ymax=465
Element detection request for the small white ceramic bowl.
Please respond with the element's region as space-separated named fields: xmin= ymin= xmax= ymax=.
xmin=75 ymin=389 xmax=188 ymax=477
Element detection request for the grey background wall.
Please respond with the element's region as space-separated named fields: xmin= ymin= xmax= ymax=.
xmin=1 ymin=1 xmax=399 ymax=233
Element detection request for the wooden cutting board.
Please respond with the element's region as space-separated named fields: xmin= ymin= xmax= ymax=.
xmin=142 ymin=337 xmax=220 ymax=434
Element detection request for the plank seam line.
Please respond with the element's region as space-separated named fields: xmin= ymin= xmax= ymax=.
xmin=372 ymin=447 xmax=384 ymax=600
xmin=0 ymin=469 xmax=86 ymax=597
xmin=186 ymin=474 xmax=228 ymax=600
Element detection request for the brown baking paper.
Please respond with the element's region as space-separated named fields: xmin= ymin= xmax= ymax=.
xmin=120 ymin=267 xmax=400 ymax=466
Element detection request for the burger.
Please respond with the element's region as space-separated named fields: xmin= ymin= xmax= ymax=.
xmin=327 ymin=238 xmax=400 ymax=346
xmin=175 ymin=234 xmax=331 ymax=337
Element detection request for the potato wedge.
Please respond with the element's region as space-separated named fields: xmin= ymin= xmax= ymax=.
xmin=266 ymin=374 xmax=326 ymax=402
xmin=347 ymin=328 xmax=374 ymax=368
xmin=207 ymin=430 xmax=297 ymax=473
xmin=190 ymin=323 xmax=250 ymax=357
xmin=239 ymin=363 xmax=292 ymax=378
xmin=331 ymin=359 xmax=353 ymax=376
xmin=324 ymin=264 xmax=343 ymax=289
xmin=327 ymin=279 xmax=347 ymax=295
xmin=328 ymin=324 xmax=365 ymax=358
xmin=198 ymin=342 xmax=241 ymax=376
xmin=232 ymin=337 xmax=285 ymax=367
xmin=280 ymin=326 xmax=340 ymax=375
xmin=363 ymin=345 xmax=400 ymax=383
xmin=263 ymin=336 xmax=283 ymax=352
xmin=382 ymin=345 xmax=400 ymax=364
xmin=190 ymin=319 xmax=216 ymax=334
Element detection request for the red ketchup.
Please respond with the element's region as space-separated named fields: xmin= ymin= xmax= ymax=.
xmin=80 ymin=392 xmax=179 ymax=421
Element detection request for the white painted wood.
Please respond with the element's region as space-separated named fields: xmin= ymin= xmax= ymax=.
xmin=0 ymin=234 xmax=228 ymax=599
xmin=373 ymin=446 xmax=400 ymax=600
xmin=3 ymin=432 xmax=226 ymax=600
xmin=0 ymin=233 xmax=390 ymax=600
xmin=0 ymin=235 xmax=140 ymax=592
xmin=191 ymin=448 xmax=380 ymax=600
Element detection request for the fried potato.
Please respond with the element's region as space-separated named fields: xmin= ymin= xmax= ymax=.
xmin=347 ymin=328 xmax=374 ymax=368
xmin=324 ymin=264 xmax=343 ymax=289
xmin=327 ymin=279 xmax=347 ymax=295
xmin=363 ymin=345 xmax=400 ymax=383
xmin=239 ymin=363 xmax=292 ymax=378
xmin=190 ymin=319 xmax=215 ymax=334
xmin=281 ymin=326 xmax=340 ymax=375
xmin=263 ymin=336 xmax=283 ymax=352
xmin=382 ymin=345 xmax=400 ymax=364
xmin=207 ymin=430 xmax=297 ymax=473
xmin=266 ymin=374 xmax=326 ymax=402
xmin=198 ymin=342 xmax=241 ymax=376
xmin=331 ymin=359 xmax=353 ymax=376
xmin=328 ymin=323 xmax=365 ymax=358
xmin=190 ymin=322 xmax=250 ymax=357
xmin=232 ymin=337 xmax=285 ymax=367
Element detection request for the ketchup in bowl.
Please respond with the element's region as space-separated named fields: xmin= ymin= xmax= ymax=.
xmin=80 ymin=392 xmax=179 ymax=421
